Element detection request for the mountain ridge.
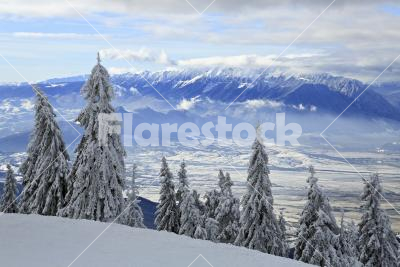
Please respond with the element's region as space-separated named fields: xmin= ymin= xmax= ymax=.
xmin=1 ymin=68 xmax=399 ymax=121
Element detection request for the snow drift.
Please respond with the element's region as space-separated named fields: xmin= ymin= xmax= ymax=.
xmin=0 ymin=214 xmax=310 ymax=267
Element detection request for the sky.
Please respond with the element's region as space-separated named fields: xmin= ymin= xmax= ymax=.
xmin=0 ymin=0 xmax=400 ymax=83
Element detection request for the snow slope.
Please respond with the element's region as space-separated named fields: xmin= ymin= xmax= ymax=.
xmin=0 ymin=214 xmax=310 ymax=267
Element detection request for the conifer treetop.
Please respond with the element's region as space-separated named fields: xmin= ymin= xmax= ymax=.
xmin=97 ymin=51 xmax=101 ymax=64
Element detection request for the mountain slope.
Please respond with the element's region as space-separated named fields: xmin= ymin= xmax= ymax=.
xmin=0 ymin=214 xmax=310 ymax=267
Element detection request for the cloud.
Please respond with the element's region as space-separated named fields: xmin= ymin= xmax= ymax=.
xmin=108 ymin=67 xmax=137 ymax=75
xmin=177 ymin=96 xmax=201 ymax=111
xmin=177 ymin=53 xmax=322 ymax=68
xmin=2 ymin=1 xmax=400 ymax=82
xmin=105 ymin=48 xmax=325 ymax=70
xmin=244 ymin=99 xmax=283 ymax=109
xmin=12 ymin=32 xmax=103 ymax=40
xmin=1 ymin=0 xmax=398 ymax=18
xmin=105 ymin=47 xmax=400 ymax=82
xmin=20 ymin=99 xmax=34 ymax=110
xmin=100 ymin=48 xmax=174 ymax=65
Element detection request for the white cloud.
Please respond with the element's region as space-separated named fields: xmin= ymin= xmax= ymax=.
xmin=12 ymin=32 xmax=104 ymax=40
xmin=1 ymin=0 xmax=398 ymax=18
xmin=176 ymin=53 xmax=324 ymax=68
xmin=2 ymin=1 xmax=400 ymax=82
xmin=108 ymin=67 xmax=137 ymax=75
xmin=100 ymin=48 xmax=174 ymax=65
xmin=20 ymin=99 xmax=34 ymax=110
xmin=244 ymin=99 xmax=283 ymax=109
xmin=177 ymin=96 xmax=201 ymax=111
xmin=104 ymin=49 xmax=325 ymax=70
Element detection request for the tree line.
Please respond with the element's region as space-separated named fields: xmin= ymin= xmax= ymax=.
xmin=0 ymin=54 xmax=398 ymax=267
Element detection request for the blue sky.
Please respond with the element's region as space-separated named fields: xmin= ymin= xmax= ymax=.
xmin=0 ymin=0 xmax=400 ymax=83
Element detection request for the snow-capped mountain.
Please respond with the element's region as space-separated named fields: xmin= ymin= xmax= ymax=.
xmin=0 ymin=68 xmax=399 ymax=121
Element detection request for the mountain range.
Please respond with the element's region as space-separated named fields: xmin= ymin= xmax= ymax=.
xmin=1 ymin=68 xmax=399 ymax=121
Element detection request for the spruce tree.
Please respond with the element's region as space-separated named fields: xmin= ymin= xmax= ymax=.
xmin=19 ymin=88 xmax=70 ymax=215
xmin=338 ymin=212 xmax=360 ymax=266
xmin=234 ymin=135 xmax=286 ymax=256
xmin=278 ymin=211 xmax=289 ymax=257
xmin=0 ymin=164 xmax=18 ymax=213
xmin=279 ymin=211 xmax=286 ymax=239
xmin=124 ymin=164 xmax=145 ymax=228
xmin=358 ymin=173 xmax=399 ymax=267
xmin=218 ymin=170 xmax=233 ymax=195
xmin=294 ymin=166 xmax=341 ymax=266
xmin=215 ymin=172 xmax=240 ymax=243
xmin=204 ymin=189 xmax=220 ymax=219
xmin=205 ymin=217 xmax=219 ymax=242
xmin=176 ymin=160 xmax=189 ymax=205
xmin=179 ymin=190 xmax=203 ymax=237
xmin=194 ymin=223 xmax=208 ymax=240
xmin=155 ymin=157 xmax=179 ymax=233
xmin=59 ymin=54 xmax=125 ymax=221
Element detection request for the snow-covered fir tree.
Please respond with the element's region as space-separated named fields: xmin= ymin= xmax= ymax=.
xmin=217 ymin=170 xmax=231 ymax=195
xmin=279 ymin=211 xmax=286 ymax=239
xmin=123 ymin=163 xmax=145 ymax=228
xmin=204 ymin=189 xmax=221 ymax=219
xmin=234 ymin=134 xmax=286 ymax=256
xmin=179 ymin=190 xmax=204 ymax=237
xmin=358 ymin=173 xmax=399 ymax=267
xmin=294 ymin=166 xmax=341 ymax=266
xmin=0 ymin=164 xmax=18 ymax=213
xmin=215 ymin=172 xmax=240 ymax=243
xmin=278 ymin=211 xmax=289 ymax=257
xmin=338 ymin=211 xmax=360 ymax=266
xmin=19 ymin=88 xmax=70 ymax=215
xmin=194 ymin=223 xmax=208 ymax=240
xmin=155 ymin=157 xmax=179 ymax=233
xmin=205 ymin=217 xmax=219 ymax=242
xmin=59 ymin=54 xmax=125 ymax=221
xmin=176 ymin=160 xmax=189 ymax=206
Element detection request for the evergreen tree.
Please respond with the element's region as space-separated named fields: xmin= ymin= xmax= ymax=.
xmin=204 ymin=189 xmax=220 ymax=219
xmin=19 ymin=88 xmax=70 ymax=215
xmin=0 ymin=164 xmax=18 ymax=213
xmin=176 ymin=160 xmax=189 ymax=206
xmin=217 ymin=170 xmax=230 ymax=195
xmin=358 ymin=173 xmax=399 ymax=267
xmin=338 ymin=212 xmax=360 ymax=266
xmin=205 ymin=217 xmax=219 ymax=242
xmin=234 ymin=135 xmax=286 ymax=256
xmin=278 ymin=211 xmax=289 ymax=257
xmin=179 ymin=190 xmax=203 ymax=237
xmin=123 ymin=164 xmax=145 ymax=228
xmin=294 ymin=166 xmax=341 ymax=266
xmin=59 ymin=54 xmax=125 ymax=221
xmin=155 ymin=157 xmax=179 ymax=233
xmin=279 ymin=211 xmax=286 ymax=239
xmin=194 ymin=223 xmax=208 ymax=240
xmin=215 ymin=172 xmax=240 ymax=243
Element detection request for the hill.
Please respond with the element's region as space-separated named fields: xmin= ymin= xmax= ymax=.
xmin=0 ymin=214 xmax=310 ymax=267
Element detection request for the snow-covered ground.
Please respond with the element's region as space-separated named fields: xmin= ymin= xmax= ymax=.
xmin=0 ymin=214 xmax=310 ymax=267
